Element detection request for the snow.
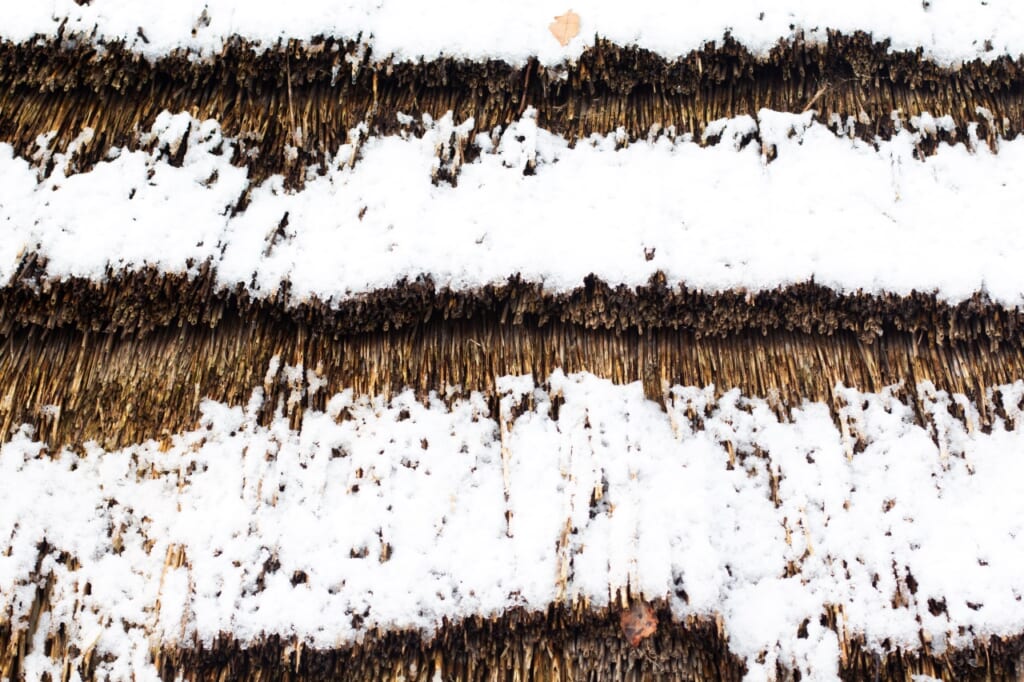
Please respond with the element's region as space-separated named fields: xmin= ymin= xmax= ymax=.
xmin=3 ymin=108 xmax=1024 ymax=307
xmin=2 ymin=0 xmax=1024 ymax=66
xmin=4 ymin=370 xmax=1024 ymax=681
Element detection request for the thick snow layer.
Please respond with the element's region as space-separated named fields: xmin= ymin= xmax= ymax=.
xmin=2 ymin=0 xmax=1024 ymax=65
xmin=2 ymin=109 xmax=1023 ymax=306
xmin=3 ymin=370 xmax=1024 ymax=681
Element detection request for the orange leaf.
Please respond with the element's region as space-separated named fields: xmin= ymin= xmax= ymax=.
xmin=549 ymin=10 xmax=580 ymax=47
xmin=619 ymin=602 xmax=658 ymax=647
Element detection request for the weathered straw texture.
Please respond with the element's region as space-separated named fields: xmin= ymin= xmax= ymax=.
xmin=5 ymin=265 xmax=1024 ymax=342
xmin=1 ymin=32 xmax=1022 ymax=183
xmin=5 ymin=31 xmax=1024 ymax=682
xmin=4 ymin=595 xmax=1024 ymax=681
xmin=2 ymin=600 xmax=745 ymax=682
xmin=2 ymin=311 xmax=1024 ymax=451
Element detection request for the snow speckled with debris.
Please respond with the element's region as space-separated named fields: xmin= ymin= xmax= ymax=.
xmin=3 ymin=109 xmax=1024 ymax=306
xmin=3 ymin=0 xmax=1024 ymax=65
xmin=4 ymin=370 xmax=1024 ymax=681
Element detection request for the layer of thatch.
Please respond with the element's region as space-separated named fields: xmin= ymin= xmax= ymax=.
xmin=1 ymin=33 xmax=1021 ymax=183
xmin=4 ymin=266 xmax=1023 ymax=342
xmin=3 ymin=370 xmax=1024 ymax=680
xmin=2 ymin=308 xmax=1024 ymax=451
xmin=5 ymin=25 xmax=1024 ymax=682
xmin=5 ymin=601 xmax=1024 ymax=681
xmin=1 ymin=602 xmax=746 ymax=682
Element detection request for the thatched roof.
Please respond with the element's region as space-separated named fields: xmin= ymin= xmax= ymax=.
xmin=4 ymin=3 xmax=1024 ymax=681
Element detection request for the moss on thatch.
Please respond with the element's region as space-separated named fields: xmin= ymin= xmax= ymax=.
xmin=1 ymin=32 xmax=1022 ymax=182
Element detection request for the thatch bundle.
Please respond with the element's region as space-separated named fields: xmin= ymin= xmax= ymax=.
xmin=4 ymin=312 xmax=1024 ymax=451
xmin=1 ymin=33 xmax=1021 ymax=184
xmin=4 ymin=16 xmax=1024 ymax=681
xmin=9 ymin=602 xmax=1024 ymax=681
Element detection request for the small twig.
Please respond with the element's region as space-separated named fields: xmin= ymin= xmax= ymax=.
xmin=518 ymin=58 xmax=536 ymax=116
xmin=637 ymin=637 xmax=668 ymax=672
xmin=285 ymin=54 xmax=298 ymax=146
xmin=498 ymin=387 xmax=514 ymax=538
xmin=372 ymin=70 xmax=379 ymax=114
xmin=802 ymin=81 xmax=831 ymax=113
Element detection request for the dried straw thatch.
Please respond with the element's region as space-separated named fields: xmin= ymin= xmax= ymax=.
xmin=4 ymin=26 xmax=1024 ymax=681
xmin=7 ymin=599 xmax=1024 ymax=681
xmin=3 ymin=312 xmax=1024 ymax=452
xmin=1 ymin=33 xmax=1021 ymax=184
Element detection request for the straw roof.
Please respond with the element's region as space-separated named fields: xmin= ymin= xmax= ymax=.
xmin=4 ymin=2 xmax=1024 ymax=680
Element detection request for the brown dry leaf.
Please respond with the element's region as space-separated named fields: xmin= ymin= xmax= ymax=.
xmin=549 ymin=10 xmax=580 ymax=47
xmin=619 ymin=602 xmax=658 ymax=647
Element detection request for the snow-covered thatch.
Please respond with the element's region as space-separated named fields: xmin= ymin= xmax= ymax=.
xmin=6 ymin=371 xmax=1024 ymax=681
xmin=4 ymin=2 xmax=1024 ymax=681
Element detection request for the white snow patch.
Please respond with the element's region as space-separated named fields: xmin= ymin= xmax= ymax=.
xmin=2 ymin=1 xmax=1024 ymax=66
xmin=3 ymin=373 xmax=1024 ymax=680
xmin=2 ymin=110 xmax=1024 ymax=306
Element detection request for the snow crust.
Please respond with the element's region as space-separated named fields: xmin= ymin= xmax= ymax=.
xmin=3 ymin=0 xmax=1024 ymax=65
xmin=3 ymin=109 xmax=1024 ymax=306
xmin=3 ymin=370 xmax=1024 ymax=681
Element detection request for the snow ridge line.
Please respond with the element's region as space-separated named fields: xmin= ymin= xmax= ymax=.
xmin=4 ymin=371 xmax=1024 ymax=681
xmin=4 ymin=105 xmax=988 ymax=186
